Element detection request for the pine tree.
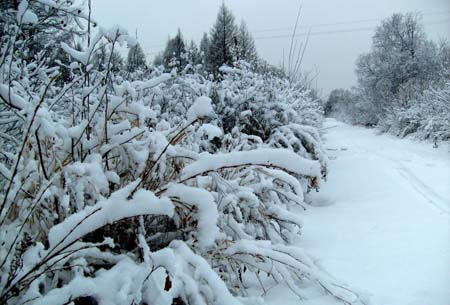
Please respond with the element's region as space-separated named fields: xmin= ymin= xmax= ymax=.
xmin=186 ymin=40 xmax=201 ymax=66
xmin=199 ymin=33 xmax=211 ymax=71
xmin=199 ymin=33 xmax=210 ymax=57
xmin=153 ymin=52 xmax=164 ymax=66
xmin=236 ymin=20 xmax=258 ymax=64
xmin=127 ymin=42 xmax=147 ymax=72
xmin=163 ymin=29 xmax=187 ymax=71
xmin=93 ymin=44 xmax=124 ymax=72
xmin=207 ymin=3 xmax=237 ymax=76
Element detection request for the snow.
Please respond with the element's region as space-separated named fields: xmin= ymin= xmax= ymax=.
xmin=240 ymin=110 xmax=252 ymax=118
xmin=4 ymin=3 xmax=447 ymax=301
xmin=17 ymin=0 xmax=38 ymax=24
xmin=48 ymin=181 xmax=174 ymax=251
xmin=61 ymin=42 xmax=90 ymax=66
xmin=198 ymin=123 xmax=223 ymax=140
xmin=166 ymin=184 xmax=219 ymax=249
xmin=227 ymin=240 xmax=362 ymax=304
xmin=65 ymin=154 xmax=110 ymax=194
xmin=0 ymin=162 xmax=11 ymax=180
xmin=0 ymin=83 xmax=28 ymax=109
xmin=181 ymin=148 xmax=321 ymax=180
xmin=31 ymin=256 xmax=145 ymax=305
xmin=100 ymin=25 xmax=136 ymax=47
xmin=219 ymin=65 xmax=242 ymax=74
xmin=266 ymin=118 xmax=450 ymax=305
xmin=134 ymin=73 xmax=171 ymax=90
xmin=187 ymin=96 xmax=215 ymax=122
xmin=170 ymin=241 xmax=243 ymax=305
xmin=61 ymin=26 xmax=134 ymax=66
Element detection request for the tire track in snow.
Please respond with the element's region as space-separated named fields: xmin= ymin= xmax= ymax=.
xmin=373 ymin=151 xmax=450 ymax=216
xmin=395 ymin=165 xmax=450 ymax=216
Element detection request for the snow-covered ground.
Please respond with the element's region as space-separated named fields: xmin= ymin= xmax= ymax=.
xmin=266 ymin=118 xmax=450 ymax=305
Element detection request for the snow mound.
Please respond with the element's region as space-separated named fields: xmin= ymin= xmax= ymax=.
xmin=181 ymin=148 xmax=321 ymax=180
xmin=187 ymin=96 xmax=215 ymax=122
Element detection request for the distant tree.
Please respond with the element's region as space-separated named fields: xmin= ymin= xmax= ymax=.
xmin=199 ymin=32 xmax=210 ymax=67
xmin=153 ymin=52 xmax=164 ymax=67
xmin=93 ymin=44 xmax=124 ymax=73
xmin=126 ymin=42 xmax=147 ymax=72
xmin=235 ymin=20 xmax=258 ymax=64
xmin=207 ymin=3 xmax=238 ymax=76
xmin=324 ymin=89 xmax=354 ymax=118
xmin=355 ymin=13 xmax=440 ymax=119
xmin=437 ymin=41 xmax=450 ymax=80
xmin=199 ymin=33 xmax=210 ymax=56
xmin=186 ymin=40 xmax=201 ymax=67
xmin=255 ymin=59 xmax=286 ymax=78
xmin=163 ymin=29 xmax=187 ymax=71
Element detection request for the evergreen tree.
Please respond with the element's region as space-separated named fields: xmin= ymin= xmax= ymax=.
xmin=199 ymin=32 xmax=210 ymax=66
xmin=186 ymin=40 xmax=201 ymax=67
xmin=207 ymin=3 xmax=237 ymax=76
xmin=93 ymin=44 xmax=124 ymax=73
xmin=126 ymin=42 xmax=147 ymax=72
xmin=153 ymin=52 xmax=164 ymax=66
xmin=163 ymin=29 xmax=187 ymax=71
xmin=236 ymin=20 xmax=258 ymax=64
xmin=199 ymin=32 xmax=210 ymax=57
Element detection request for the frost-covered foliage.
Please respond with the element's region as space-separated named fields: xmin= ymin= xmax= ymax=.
xmin=0 ymin=2 xmax=365 ymax=305
xmin=216 ymin=63 xmax=324 ymax=133
xmin=381 ymin=83 xmax=450 ymax=141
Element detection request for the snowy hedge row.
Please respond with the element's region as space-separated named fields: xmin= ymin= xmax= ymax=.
xmin=326 ymin=83 xmax=450 ymax=142
xmin=380 ymin=84 xmax=450 ymax=142
xmin=0 ymin=1 xmax=365 ymax=304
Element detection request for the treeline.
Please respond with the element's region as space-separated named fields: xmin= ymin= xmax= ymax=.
xmin=325 ymin=13 xmax=450 ymax=141
xmin=129 ymin=4 xmax=283 ymax=77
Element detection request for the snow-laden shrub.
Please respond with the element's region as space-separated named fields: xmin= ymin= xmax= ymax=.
xmin=147 ymin=62 xmax=328 ymax=175
xmin=380 ymin=83 xmax=450 ymax=141
xmin=216 ymin=63 xmax=324 ymax=134
xmin=0 ymin=2 xmax=365 ymax=305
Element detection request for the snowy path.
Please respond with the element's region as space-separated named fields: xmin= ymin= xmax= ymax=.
xmin=266 ymin=118 xmax=450 ymax=305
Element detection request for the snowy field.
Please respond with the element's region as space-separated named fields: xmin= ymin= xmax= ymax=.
xmin=267 ymin=118 xmax=450 ymax=305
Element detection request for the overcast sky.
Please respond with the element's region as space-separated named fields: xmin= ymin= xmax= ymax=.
xmin=92 ymin=0 xmax=450 ymax=96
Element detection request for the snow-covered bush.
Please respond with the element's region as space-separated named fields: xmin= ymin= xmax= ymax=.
xmin=0 ymin=2 xmax=364 ymax=305
xmin=382 ymin=83 xmax=450 ymax=141
xmin=216 ymin=63 xmax=324 ymax=133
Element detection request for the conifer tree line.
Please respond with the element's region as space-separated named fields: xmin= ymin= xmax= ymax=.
xmin=0 ymin=0 xmax=280 ymax=79
xmin=132 ymin=4 xmax=260 ymax=76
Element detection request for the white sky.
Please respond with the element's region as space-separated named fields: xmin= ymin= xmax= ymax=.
xmin=91 ymin=0 xmax=450 ymax=96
